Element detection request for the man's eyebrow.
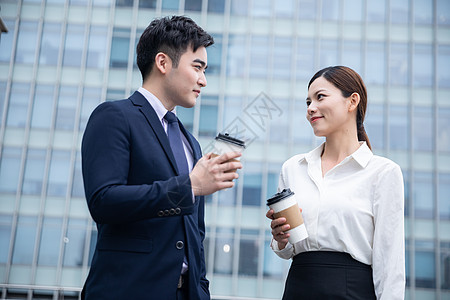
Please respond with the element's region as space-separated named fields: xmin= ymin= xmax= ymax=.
xmin=193 ymin=59 xmax=207 ymax=69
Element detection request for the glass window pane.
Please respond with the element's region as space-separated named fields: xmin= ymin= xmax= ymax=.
xmin=438 ymin=173 xmax=450 ymax=220
xmin=208 ymin=0 xmax=225 ymax=13
xmin=0 ymin=81 xmax=5 ymax=125
xmin=6 ymin=83 xmax=30 ymax=128
xmin=63 ymin=24 xmax=85 ymax=67
xmin=319 ymin=39 xmax=339 ymax=70
xmin=138 ymin=0 xmax=156 ymax=8
xmin=389 ymin=43 xmax=409 ymax=86
xmin=438 ymin=108 xmax=450 ymax=153
xmin=437 ymin=45 xmax=450 ymax=88
xmin=162 ymin=0 xmax=179 ymax=10
xmin=296 ymin=38 xmax=315 ymax=81
xmin=367 ymin=0 xmax=386 ymax=23
xmin=322 ymin=0 xmax=340 ymax=20
xmin=366 ymin=42 xmax=385 ymax=85
xmin=227 ymin=35 xmax=246 ymax=78
xmin=413 ymin=44 xmax=433 ymax=87
xmin=413 ymin=0 xmax=433 ymax=24
xmin=249 ymin=35 xmax=269 ymax=78
xmin=0 ymin=147 xmax=22 ymax=194
xmin=238 ymin=235 xmax=258 ymax=275
xmin=56 ymin=85 xmax=78 ymax=130
xmin=40 ymin=23 xmax=62 ymax=66
xmin=343 ymin=0 xmax=363 ymax=22
xmin=298 ymin=0 xmax=316 ymax=20
xmin=38 ymin=217 xmax=63 ymax=266
xmin=22 ymin=149 xmax=47 ymax=195
xmin=365 ymin=103 xmax=385 ymax=149
xmin=413 ymin=172 xmax=435 ymax=219
xmin=31 ymin=84 xmax=54 ymax=129
xmin=15 ymin=21 xmax=39 ymax=64
xmin=0 ymin=214 xmax=13 ymax=263
xmin=185 ymin=0 xmax=202 ymax=11
xmin=207 ymin=34 xmax=222 ymax=75
xmin=389 ymin=105 xmax=409 ymax=150
xmin=63 ymin=218 xmax=87 ymax=267
xmin=47 ymin=150 xmax=71 ymax=197
xmin=437 ymin=0 xmax=450 ymax=25
xmin=0 ymin=20 xmax=15 ymax=62
xmin=413 ymin=106 xmax=433 ymax=152
xmin=199 ymin=103 xmax=218 ymax=138
xmin=12 ymin=216 xmax=38 ymax=264
xmin=263 ymin=241 xmax=284 ymax=278
xmin=116 ymin=0 xmax=133 ymax=6
xmin=441 ymin=242 xmax=450 ymax=290
xmin=80 ymin=87 xmax=101 ymax=131
xmin=214 ymin=228 xmax=234 ymax=274
xmin=231 ymin=0 xmax=248 ymax=16
xmin=242 ymin=163 xmax=263 ymax=206
xmin=87 ymin=26 xmax=108 ymax=69
xmin=110 ymin=28 xmax=130 ymax=68
xmin=72 ymin=151 xmax=84 ymax=198
xmin=415 ymin=241 xmax=436 ymax=288
xmin=269 ymin=98 xmax=289 ymax=143
xmin=342 ymin=41 xmax=362 ymax=73
xmin=251 ymin=0 xmax=270 ymax=17
xmin=177 ymin=106 xmax=194 ymax=133
xmin=390 ymin=0 xmax=409 ymax=24
xmin=272 ymin=37 xmax=292 ymax=79
xmin=275 ymin=0 xmax=294 ymax=18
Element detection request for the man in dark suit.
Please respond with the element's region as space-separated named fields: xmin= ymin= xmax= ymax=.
xmin=81 ymin=16 xmax=242 ymax=300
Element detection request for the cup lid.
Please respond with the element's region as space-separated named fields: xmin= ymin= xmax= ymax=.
xmin=267 ymin=188 xmax=295 ymax=206
xmin=215 ymin=133 xmax=246 ymax=148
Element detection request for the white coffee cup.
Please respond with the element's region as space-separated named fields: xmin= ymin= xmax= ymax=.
xmin=267 ymin=188 xmax=308 ymax=244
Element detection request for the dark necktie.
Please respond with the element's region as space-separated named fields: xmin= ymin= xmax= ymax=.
xmin=164 ymin=111 xmax=189 ymax=175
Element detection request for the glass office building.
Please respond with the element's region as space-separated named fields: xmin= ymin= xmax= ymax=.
xmin=0 ymin=0 xmax=449 ymax=299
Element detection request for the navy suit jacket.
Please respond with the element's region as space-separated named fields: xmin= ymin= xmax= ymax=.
xmin=81 ymin=91 xmax=209 ymax=299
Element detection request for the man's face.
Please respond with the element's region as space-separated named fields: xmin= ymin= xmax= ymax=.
xmin=163 ymin=46 xmax=208 ymax=110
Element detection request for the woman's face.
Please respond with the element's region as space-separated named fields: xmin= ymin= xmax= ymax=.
xmin=306 ymin=76 xmax=355 ymax=137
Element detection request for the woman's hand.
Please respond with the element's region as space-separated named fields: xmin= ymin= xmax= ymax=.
xmin=266 ymin=209 xmax=290 ymax=250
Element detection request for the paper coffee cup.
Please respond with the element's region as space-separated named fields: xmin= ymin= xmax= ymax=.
xmin=211 ymin=133 xmax=245 ymax=172
xmin=267 ymin=188 xmax=308 ymax=244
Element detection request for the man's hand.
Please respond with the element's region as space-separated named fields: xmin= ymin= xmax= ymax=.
xmin=190 ymin=152 xmax=242 ymax=196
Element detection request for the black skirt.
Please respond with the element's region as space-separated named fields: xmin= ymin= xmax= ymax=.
xmin=282 ymin=251 xmax=376 ymax=300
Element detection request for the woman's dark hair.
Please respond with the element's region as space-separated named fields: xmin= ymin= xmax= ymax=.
xmin=136 ymin=15 xmax=214 ymax=81
xmin=308 ymin=66 xmax=372 ymax=150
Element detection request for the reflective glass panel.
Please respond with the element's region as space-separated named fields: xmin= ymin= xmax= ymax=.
xmin=296 ymin=38 xmax=315 ymax=81
xmin=47 ymin=150 xmax=71 ymax=197
xmin=367 ymin=0 xmax=386 ymax=23
xmin=438 ymin=107 xmax=450 ymax=153
xmin=56 ymin=85 xmax=78 ymax=130
xmin=87 ymin=26 xmax=108 ymax=69
xmin=343 ymin=0 xmax=363 ymax=22
xmin=12 ymin=216 xmax=38 ymax=264
xmin=342 ymin=41 xmax=362 ymax=73
xmin=251 ymin=0 xmax=270 ymax=17
xmin=214 ymin=228 xmax=234 ymax=274
xmin=0 ymin=147 xmax=22 ymax=194
xmin=322 ymin=0 xmax=340 ymax=21
xmin=365 ymin=103 xmax=385 ymax=149
xmin=0 ymin=20 xmax=15 ymax=62
xmin=238 ymin=231 xmax=258 ymax=275
xmin=389 ymin=43 xmax=409 ymax=86
xmin=438 ymin=173 xmax=450 ymax=220
xmin=63 ymin=218 xmax=87 ymax=267
xmin=413 ymin=44 xmax=433 ymax=87
xmin=6 ymin=82 xmax=30 ymax=128
xmin=40 ymin=23 xmax=62 ymax=66
xmin=227 ymin=35 xmax=246 ymax=77
xmin=162 ymin=0 xmax=178 ymax=10
xmin=138 ymin=0 xmax=156 ymax=8
xmin=15 ymin=21 xmax=38 ymax=64
xmin=185 ymin=0 xmax=202 ymax=11
xmin=208 ymin=0 xmax=225 ymax=13
xmin=390 ymin=0 xmax=409 ymax=24
xmin=22 ymin=149 xmax=47 ymax=195
xmin=437 ymin=45 xmax=450 ymax=88
xmin=413 ymin=106 xmax=433 ymax=152
xmin=298 ymin=0 xmax=316 ymax=20
xmin=437 ymin=0 xmax=450 ymax=25
xmin=415 ymin=240 xmax=436 ymax=288
xmin=31 ymin=84 xmax=54 ymax=129
xmin=231 ymin=0 xmax=248 ymax=16
xmin=413 ymin=0 xmax=433 ymax=24
xmin=110 ymin=28 xmax=130 ymax=68
xmin=441 ymin=242 xmax=450 ymax=290
xmin=63 ymin=24 xmax=85 ymax=67
xmin=72 ymin=151 xmax=84 ymax=198
xmin=199 ymin=103 xmax=218 ymax=137
xmin=366 ymin=42 xmax=385 ymax=85
xmin=272 ymin=37 xmax=292 ymax=80
xmin=207 ymin=34 xmax=222 ymax=75
xmin=249 ymin=35 xmax=269 ymax=78
xmin=389 ymin=105 xmax=409 ymax=150
xmin=0 ymin=214 xmax=13 ymax=263
xmin=38 ymin=217 xmax=63 ymax=266
xmin=413 ymin=172 xmax=435 ymax=219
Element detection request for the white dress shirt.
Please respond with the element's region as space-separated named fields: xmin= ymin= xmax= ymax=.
xmin=271 ymin=142 xmax=405 ymax=300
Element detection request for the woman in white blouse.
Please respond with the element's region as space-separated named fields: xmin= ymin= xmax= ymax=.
xmin=266 ymin=66 xmax=405 ymax=299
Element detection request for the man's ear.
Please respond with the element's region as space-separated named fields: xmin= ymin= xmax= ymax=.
xmin=348 ymin=92 xmax=360 ymax=112
xmin=154 ymin=52 xmax=171 ymax=74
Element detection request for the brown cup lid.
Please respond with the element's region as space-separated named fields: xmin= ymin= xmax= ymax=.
xmin=267 ymin=188 xmax=295 ymax=206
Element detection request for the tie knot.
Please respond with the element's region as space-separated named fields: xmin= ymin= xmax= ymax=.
xmin=164 ymin=111 xmax=178 ymax=124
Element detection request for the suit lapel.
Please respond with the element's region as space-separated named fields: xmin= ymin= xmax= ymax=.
xmin=129 ymin=91 xmax=179 ymax=175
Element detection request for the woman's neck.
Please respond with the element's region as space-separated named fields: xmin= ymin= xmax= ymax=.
xmin=321 ymin=133 xmax=360 ymax=176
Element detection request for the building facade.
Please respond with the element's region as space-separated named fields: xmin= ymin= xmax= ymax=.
xmin=0 ymin=0 xmax=449 ymax=299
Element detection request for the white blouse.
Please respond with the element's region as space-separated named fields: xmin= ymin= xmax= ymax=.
xmin=271 ymin=142 xmax=405 ymax=300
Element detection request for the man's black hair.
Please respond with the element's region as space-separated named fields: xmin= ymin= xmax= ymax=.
xmin=136 ymin=15 xmax=214 ymax=81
